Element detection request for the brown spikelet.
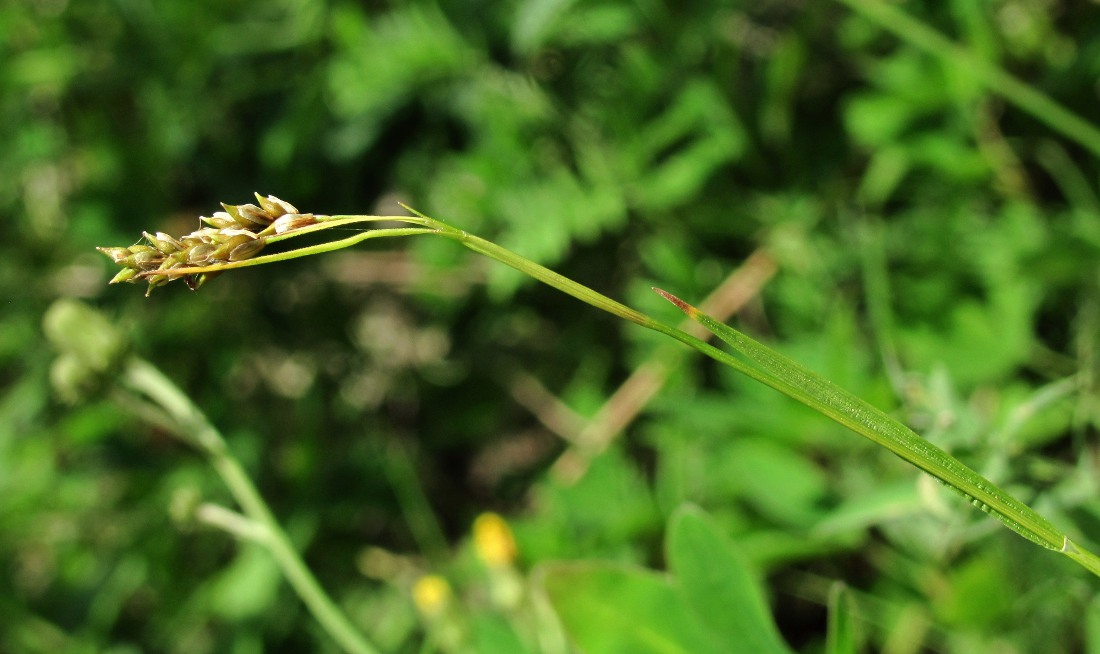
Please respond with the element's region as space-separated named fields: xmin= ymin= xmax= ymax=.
xmin=97 ymin=194 xmax=314 ymax=295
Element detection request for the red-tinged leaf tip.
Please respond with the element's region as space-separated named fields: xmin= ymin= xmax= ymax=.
xmin=651 ymin=287 xmax=698 ymax=316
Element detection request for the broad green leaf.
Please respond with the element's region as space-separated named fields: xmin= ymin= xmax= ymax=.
xmin=844 ymin=93 xmax=918 ymax=147
xmin=666 ymin=506 xmax=792 ymax=654
xmin=472 ymin=614 xmax=537 ymax=654
xmin=518 ymin=448 xmax=659 ymax=562
xmin=933 ymin=552 xmax=1015 ymax=628
xmin=899 ymin=296 xmax=1032 ymax=388
xmin=538 ymin=561 xmax=722 ymax=654
xmin=722 ymin=440 xmax=828 ymax=526
xmin=207 ymin=544 xmax=282 ymax=621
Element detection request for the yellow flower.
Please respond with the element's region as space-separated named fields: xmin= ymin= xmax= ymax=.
xmin=473 ymin=512 xmax=517 ymax=568
xmin=412 ymin=574 xmax=452 ymax=619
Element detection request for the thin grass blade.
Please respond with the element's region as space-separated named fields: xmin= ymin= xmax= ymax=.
xmin=652 ymin=288 xmax=1067 ymax=553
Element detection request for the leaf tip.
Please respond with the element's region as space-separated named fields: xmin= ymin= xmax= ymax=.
xmin=398 ymin=202 xmax=430 ymax=220
xmin=651 ymin=287 xmax=697 ymax=316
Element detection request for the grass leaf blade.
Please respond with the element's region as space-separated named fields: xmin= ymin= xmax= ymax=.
xmin=652 ymin=288 xmax=1066 ymax=553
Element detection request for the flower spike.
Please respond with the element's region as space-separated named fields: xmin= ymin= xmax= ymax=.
xmin=97 ymin=194 xmax=313 ymax=295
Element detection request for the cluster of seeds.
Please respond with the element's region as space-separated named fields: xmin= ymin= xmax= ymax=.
xmin=98 ymin=194 xmax=316 ymax=295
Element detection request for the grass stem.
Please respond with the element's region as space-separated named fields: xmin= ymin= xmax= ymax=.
xmin=121 ymin=358 xmax=380 ymax=654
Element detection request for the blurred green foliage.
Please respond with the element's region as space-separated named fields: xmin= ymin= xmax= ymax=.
xmin=5 ymin=0 xmax=1100 ymax=652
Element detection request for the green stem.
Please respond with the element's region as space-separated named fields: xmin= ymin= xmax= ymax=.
xmin=1063 ymin=538 xmax=1100 ymax=577
xmin=836 ymin=0 xmax=1100 ymax=158
xmin=422 ymin=225 xmax=881 ymax=427
xmin=409 ymin=216 xmax=1100 ymax=573
xmin=383 ymin=440 xmax=450 ymax=565
xmin=438 ymin=229 xmax=655 ymax=328
xmin=121 ymin=358 xmax=380 ymax=654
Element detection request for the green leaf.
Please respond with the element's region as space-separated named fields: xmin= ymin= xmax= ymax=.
xmin=206 ymin=544 xmax=282 ymax=621
xmin=1086 ymin=595 xmax=1100 ymax=654
xmin=629 ymin=80 xmax=746 ymax=212
xmin=813 ymin=481 xmax=923 ymax=538
xmin=825 ymin=583 xmax=856 ymax=654
xmin=649 ymin=288 xmax=1100 ymax=577
xmin=933 ymin=552 xmax=1015 ymax=628
xmin=666 ymin=506 xmax=792 ymax=654
xmin=471 ymin=614 xmax=536 ymax=654
xmin=518 ymin=448 xmax=659 ymax=561
xmin=722 ymin=440 xmax=828 ymax=526
xmin=538 ymin=561 xmax=722 ymax=654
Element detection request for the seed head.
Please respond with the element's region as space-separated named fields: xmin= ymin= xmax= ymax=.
xmin=98 ymin=194 xmax=312 ymax=295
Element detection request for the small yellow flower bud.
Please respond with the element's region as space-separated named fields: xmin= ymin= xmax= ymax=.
xmin=473 ymin=513 xmax=517 ymax=568
xmin=412 ymin=575 xmax=452 ymax=619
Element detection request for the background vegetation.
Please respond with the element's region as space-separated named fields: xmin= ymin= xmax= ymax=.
xmin=4 ymin=0 xmax=1100 ymax=651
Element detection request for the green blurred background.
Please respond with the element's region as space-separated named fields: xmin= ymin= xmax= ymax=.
xmin=5 ymin=0 xmax=1100 ymax=652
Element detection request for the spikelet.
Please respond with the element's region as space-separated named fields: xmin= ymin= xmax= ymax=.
xmin=97 ymin=194 xmax=317 ymax=295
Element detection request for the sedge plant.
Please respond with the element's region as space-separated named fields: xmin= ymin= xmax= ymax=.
xmin=90 ymin=193 xmax=1100 ymax=649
